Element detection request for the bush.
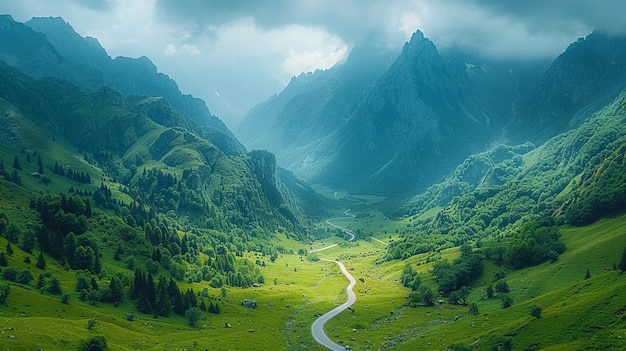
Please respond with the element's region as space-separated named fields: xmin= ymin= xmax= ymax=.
xmin=16 ymin=269 xmax=34 ymax=284
xmin=501 ymin=294 xmax=513 ymax=309
xmin=87 ymin=318 xmax=97 ymax=330
xmin=468 ymin=302 xmax=479 ymax=316
xmin=495 ymin=280 xmax=510 ymax=294
xmin=47 ymin=276 xmax=62 ymax=295
xmin=0 ymin=283 xmax=10 ymax=304
xmin=530 ymin=304 xmax=543 ymax=319
xmin=185 ymin=307 xmax=203 ymax=326
xmin=2 ymin=266 xmax=19 ymax=281
xmin=486 ymin=284 xmax=494 ymax=298
xmin=82 ymin=335 xmax=107 ymax=351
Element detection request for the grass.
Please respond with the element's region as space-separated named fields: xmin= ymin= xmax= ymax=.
xmin=316 ymin=212 xmax=626 ymax=350
xmin=1 ymin=193 xmax=625 ymax=350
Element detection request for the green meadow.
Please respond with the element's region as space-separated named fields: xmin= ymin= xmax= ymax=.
xmin=1 ymin=203 xmax=626 ymax=350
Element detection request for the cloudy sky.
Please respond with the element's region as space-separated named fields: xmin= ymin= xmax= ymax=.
xmin=1 ymin=0 xmax=624 ymax=127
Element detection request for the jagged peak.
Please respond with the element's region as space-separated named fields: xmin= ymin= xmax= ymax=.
xmin=0 ymin=14 xmax=15 ymax=21
xmin=27 ymin=16 xmax=77 ymax=35
xmin=402 ymin=29 xmax=438 ymax=59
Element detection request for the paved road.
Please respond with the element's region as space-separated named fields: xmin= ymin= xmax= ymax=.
xmin=325 ymin=209 xmax=356 ymax=241
xmin=310 ymin=258 xmax=357 ymax=350
xmin=309 ymin=244 xmax=339 ymax=253
xmin=310 ymin=209 xmax=358 ymax=350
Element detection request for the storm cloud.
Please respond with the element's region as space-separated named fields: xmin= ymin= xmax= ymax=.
xmin=0 ymin=0 xmax=623 ymax=126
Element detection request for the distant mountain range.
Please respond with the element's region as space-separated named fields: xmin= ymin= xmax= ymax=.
xmin=0 ymin=15 xmax=242 ymax=155
xmin=237 ymin=30 xmax=626 ymax=195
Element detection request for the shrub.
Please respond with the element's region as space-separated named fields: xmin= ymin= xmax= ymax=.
xmin=185 ymin=307 xmax=203 ymax=326
xmin=530 ymin=304 xmax=543 ymax=319
xmin=47 ymin=276 xmax=62 ymax=295
xmin=501 ymin=294 xmax=513 ymax=309
xmin=87 ymin=318 xmax=97 ymax=330
xmin=486 ymin=284 xmax=494 ymax=299
xmin=82 ymin=335 xmax=107 ymax=351
xmin=16 ymin=269 xmax=34 ymax=284
xmin=0 ymin=283 xmax=10 ymax=304
xmin=2 ymin=266 xmax=19 ymax=281
xmin=495 ymin=280 xmax=509 ymax=294
xmin=468 ymin=302 xmax=479 ymax=316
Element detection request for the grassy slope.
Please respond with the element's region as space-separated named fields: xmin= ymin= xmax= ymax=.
xmin=0 ymin=192 xmax=625 ymax=350
xmin=1 ymin=93 xmax=625 ymax=350
xmin=320 ymin=213 xmax=626 ymax=350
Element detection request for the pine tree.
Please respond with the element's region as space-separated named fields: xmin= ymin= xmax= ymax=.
xmin=186 ymin=288 xmax=197 ymax=307
xmin=136 ymin=294 xmax=152 ymax=314
xmin=13 ymin=155 xmax=21 ymax=170
xmin=85 ymin=199 xmax=93 ymax=218
xmin=64 ymin=232 xmax=77 ymax=268
xmin=6 ymin=242 xmax=13 ymax=256
xmin=36 ymin=252 xmax=46 ymax=269
xmin=47 ymin=276 xmax=62 ymax=295
xmin=109 ymin=276 xmax=123 ymax=303
xmin=155 ymin=276 xmax=171 ymax=317
xmin=131 ymin=268 xmax=144 ymax=299
xmin=145 ymin=273 xmax=156 ymax=308
xmin=38 ymin=155 xmax=44 ymax=174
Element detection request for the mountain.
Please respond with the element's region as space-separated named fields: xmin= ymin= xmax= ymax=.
xmin=0 ymin=59 xmax=318 ymax=232
xmin=0 ymin=15 xmax=242 ymax=156
xmin=0 ymin=16 xmax=332 ymax=242
xmin=511 ymin=31 xmax=626 ymax=142
xmin=392 ymin=89 xmax=626 ymax=258
xmin=237 ymin=42 xmax=396 ymax=153
xmin=238 ymin=31 xmax=549 ymax=194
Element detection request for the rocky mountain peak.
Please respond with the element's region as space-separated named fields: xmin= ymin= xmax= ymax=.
xmin=26 ymin=16 xmax=110 ymax=69
xmin=402 ymin=30 xmax=438 ymax=59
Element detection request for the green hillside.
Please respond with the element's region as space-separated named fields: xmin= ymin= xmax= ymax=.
xmin=0 ymin=62 xmax=328 ymax=349
xmin=316 ymin=214 xmax=626 ymax=350
xmin=392 ymin=91 xmax=626 ymax=259
xmin=1 ymin=16 xmax=626 ymax=351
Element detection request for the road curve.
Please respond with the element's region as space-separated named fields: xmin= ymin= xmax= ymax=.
xmin=310 ymin=259 xmax=357 ymax=350
xmin=310 ymin=210 xmax=358 ymax=350
xmin=325 ymin=209 xmax=356 ymax=241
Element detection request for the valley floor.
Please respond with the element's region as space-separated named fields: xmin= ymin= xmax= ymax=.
xmin=1 ymin=211 xmax=626 ymax=350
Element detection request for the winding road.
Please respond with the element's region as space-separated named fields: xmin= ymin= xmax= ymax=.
xmin=309 ymin=209 xmax=358 ymax=350
xmin=324 ymin=209 xmax=356 ymax=241
xmin=310 ymin=259 xmax=357 ymax=350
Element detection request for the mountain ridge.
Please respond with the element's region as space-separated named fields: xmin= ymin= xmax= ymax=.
xmin=239 ymin=30 xmax=550 ymax=194
xmin=239 ymin=29 xmax=626 ymax=196
xmin=0 ymin=15 xmax=243 ymax=156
